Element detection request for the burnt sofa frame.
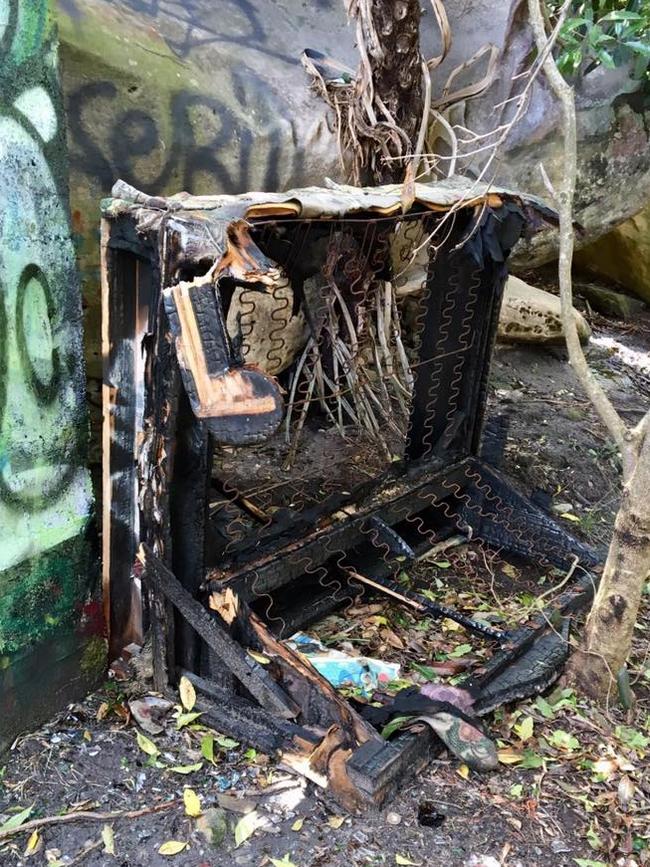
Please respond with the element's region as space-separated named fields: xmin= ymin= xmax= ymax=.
xmin=102 ymin=179 xmax=599 ymax=808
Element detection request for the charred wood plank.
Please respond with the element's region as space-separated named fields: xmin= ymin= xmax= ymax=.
xmin=209 ymin=588 xmax=380 ymax=747
xmin=164 ymin=276 xmax=283 ymax=445
xmin=138 ymin=545 xmax=299 ymax=720
xmin=347 ymin=729 xmax=435 ymax=805
xmin=180 ymin=671 xmax=320 ymax=755
xmin=170 ymin=394 xmax=213 ymax=675
xmin=206 ymin=458 xmax=466 ymax=598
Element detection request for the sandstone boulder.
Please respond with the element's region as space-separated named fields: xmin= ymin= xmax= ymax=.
xmin=574 ymin=203 xmax=650 ymax=305
xmin=498 ymin=276 xmax=591 ymax=345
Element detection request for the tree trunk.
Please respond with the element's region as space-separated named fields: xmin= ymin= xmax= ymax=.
xmin=367 ymin=0 xmax=424 ymax=183
xmin=567 ymin=433 xmax=650 ymax=697
xmin=527 ymin=0 xmax=650 ymax=701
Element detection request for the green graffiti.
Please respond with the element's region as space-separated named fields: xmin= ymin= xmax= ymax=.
xmin=0 ymin=0 xmax=93 ymax=652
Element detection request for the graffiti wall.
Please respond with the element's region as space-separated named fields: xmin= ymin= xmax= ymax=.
xmin=56 ymin=0 xmax=357 ymax=428
xmin=0 ymin=0 xmax=96 ymax=749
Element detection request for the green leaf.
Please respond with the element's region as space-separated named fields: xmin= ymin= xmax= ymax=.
xmin=433 ymin=560 xmax=451 ymax=569
xmin=624 ymin=40 xmax=650 ymax=57
xmin=449 ymin=644 xmax=472 ymax=658
xmin=270 ymin=856 xmax=298 ymax=867
xmin=534 ymin=696 xmax=555 ymax=719
xmin=234 ymin=810 xmax=265 ymax=847
xmin=201 ymin=734 xmax=215 ymax=764
xmin=216 ymin=736 xmax=240 ymax=750
xmin=520 ymin=749 xmax=545 ymax=769
xmin=573 ymin=860 xmax=609 ymax=867
xmin=167 ymin=762 xmax=203 ymax=775
xmin=381 ymin=715 xmax=411 ymax=739
xmin=600 ymin=10 xmax=643 ymax=22
xmin=514 ymin=716 xmax=534 ymax=742
xmin=136 ymin=730 xmax=159 ymax=757
xmin=410 ymin=663 xmax=438 ymax=681
xmin=509 ymin=783 xmax=523 ymax=799
xmin=176 ymin=711 xmax=203 ymax=730
xmin=615 ymin=726 xmax=649 ymax=751
xmin=0 ymin=805 xmax=33 ymax=833
xmin=549 ymin=729 xmax=580 ymax=752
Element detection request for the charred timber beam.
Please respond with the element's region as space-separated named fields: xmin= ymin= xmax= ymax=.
xmin=180 ymin=670 xmax=320 ymax=755
xmin=138 ymin=545 xmax=299 ymax=720
xmin=209 ymin=587 xmax=380 ymax=747
xmin=206 ymin=458 xmax=468 ymax=598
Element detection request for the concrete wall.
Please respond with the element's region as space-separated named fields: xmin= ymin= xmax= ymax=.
xmin=0 ymin=0 xmax=97 ymax=750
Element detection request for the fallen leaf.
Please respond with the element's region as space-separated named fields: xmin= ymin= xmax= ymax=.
xmin=549 ymin=729 xmax=579 ymax=752
xmin=217 ymin=793 xmax=257 ymax=814
xmin=247 ymin=651 xmax=271 ymax=665
xmin=168 ymin=762 xmax=203 ymax=775
xmin=0 ymin=805 xmax=33 ymax=833
xmin=129 ymin=696 xmax=173 ymax=735
xmin=514 ymin=716 xmax=534 ymax=743
xmin=591 ymin=757 xmax=618 ymax=779
xmin=449 ymin=643 xmax=472 ymax=658
xmin=561 ymin=512 xmax=581 ymax=523
xmin=24 ymin=830 xmax=40 ymax=857
xmin=381 ymin=715 xmax=411 ymax=739
xmin=102 ymin=824 xmax=116 ymax=856
xmin=270 ymin=856 xmax=298 ymax=867
xmin=201 ymin=734 xmax=215 ymax=764
xmin=426 ymin=659 xmax=470 ymax=677
xmin=216 ymin=735 xmax=239 ymax=750
xmin=179 ymin=675 xmax=196 ymax=711
xmin=501 ymin=563 xmax=518 ymax=578
xmin=96 ymin=702 xmax=109 ymax=721
xmin=380 ymin=628 xmax=404 ymax=650
xmin=291 ymin=817 xmax=304 ymax=832
xmin=497 ymin=748 xmax=523 ymax=765
xmin=136 ymin=730 xmax=159 ymax=757
xmin=183 ymin=788 xmax=202 ymax=817
xmin=328 ymin=816 xmax=345 ymax=829
xmin=396 ymin=856 xmax=421 ymax=866
xmin=159 ymin=841 xmax=188 ymax=856
xmin=457 ymin=764 xmax=470 ymax=780
xmin=617 ymin=775 xmax=635 ymax=808
xmin=234 ymin=810 xmax=265 ymax=847
xmin=175 ymin=711 xmax=203 ymax=730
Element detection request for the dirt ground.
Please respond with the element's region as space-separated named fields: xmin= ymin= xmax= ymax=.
xmin=1 ymin=290 xmax=650 ymax=867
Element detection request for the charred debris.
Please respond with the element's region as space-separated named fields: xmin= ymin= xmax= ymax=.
xmin=101 ymin=178 xmax=600 ymax=810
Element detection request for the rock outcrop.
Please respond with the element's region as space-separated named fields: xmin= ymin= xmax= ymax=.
xmin=498 ymin=276 xmax=591 ymax=345
xmin=574 ymin=203 xmax=650 ymax=305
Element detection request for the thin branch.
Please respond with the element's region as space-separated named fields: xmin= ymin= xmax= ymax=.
xmin=0 ymin=799 xmax=180 ymax=842
xmin=527 ymin=0 xmax=631 ymax=474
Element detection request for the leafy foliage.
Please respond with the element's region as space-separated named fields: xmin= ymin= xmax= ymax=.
xmin=547 ymin=0 xmax=650 ymax=78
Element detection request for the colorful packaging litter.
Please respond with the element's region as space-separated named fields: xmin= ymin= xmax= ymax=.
xmin=287 ymin=632 xmax=400 ymax=696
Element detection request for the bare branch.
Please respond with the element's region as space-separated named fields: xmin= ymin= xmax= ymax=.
xmin=527 ymin=0 xmax=630 ymax=471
